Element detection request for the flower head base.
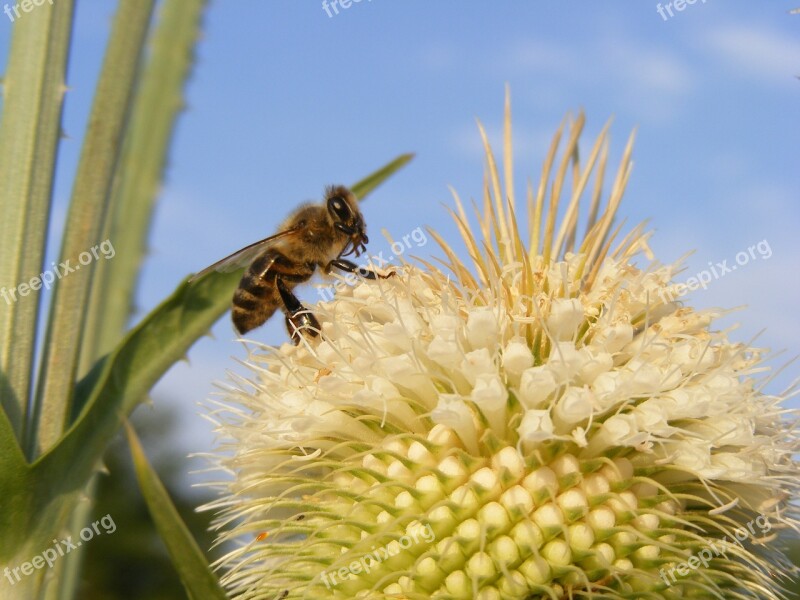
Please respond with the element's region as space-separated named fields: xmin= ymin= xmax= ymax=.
xmin=204 ymin=102 xmax=799 ymax=599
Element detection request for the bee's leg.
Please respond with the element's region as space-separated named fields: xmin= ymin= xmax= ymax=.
xmin=277 ymin=277 xmax=320 ymax=344
xmin=328 ymin=258 xmax=395 ymax=280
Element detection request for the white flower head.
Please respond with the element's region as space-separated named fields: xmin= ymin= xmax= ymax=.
xmin=203 ymin=100 xmax=799 ymax=599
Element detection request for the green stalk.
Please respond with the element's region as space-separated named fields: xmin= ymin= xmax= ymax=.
xmin=0 ymin=0 xmax=74 ymax=444
xmin=30 ymin=0 xmax=157 ymax=456
xmin=79 ymin=0 xmax=208 ymax=375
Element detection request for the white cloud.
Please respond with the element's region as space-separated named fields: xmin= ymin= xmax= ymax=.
xmin=506 ymin=35 xmax=695 ymax=122
xmin=704 ymin=25 xmax=800 ymax=84
xmin=604 ymin=44 xmax=694 ymax=95
xmin=509 ymin=39 xmax=577 ymax=73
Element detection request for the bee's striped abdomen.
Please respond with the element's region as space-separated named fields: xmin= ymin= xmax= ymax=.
xmin=232 ymin=251 xmax=316 ymax=334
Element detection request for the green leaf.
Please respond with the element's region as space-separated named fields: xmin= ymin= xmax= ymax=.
xmin=0 ymin=0 xmax=74 ymax=443
xmin=350 ymin=153 xmax=414 ymax=199
xmin=125 ymin=422 xmax=227 ymax=600
xmin=0 ymin=405 xmax=26 ymax=473
xmin=34 ymin=153 xmax=413 ymax=502
xmin=0 ymin=407 xmax=32 ymax=563
xmin=30 ymin=0 xmax=157 ymax=455
xmin=37 ymin=270 xmax=239 ymax=497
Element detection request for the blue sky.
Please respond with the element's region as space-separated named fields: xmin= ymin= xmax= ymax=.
xmin=2 ymin=2 xmax=799 ymax=490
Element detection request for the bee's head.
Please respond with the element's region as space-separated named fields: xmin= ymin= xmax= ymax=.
xmin=325 ymin=185 xmax=368 ymax=257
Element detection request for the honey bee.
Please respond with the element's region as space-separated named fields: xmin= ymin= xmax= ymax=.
xmin=192 ymin=185 xmax=392 ymax=342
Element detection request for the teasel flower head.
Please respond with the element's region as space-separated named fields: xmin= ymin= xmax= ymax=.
xmin=203 ymin=97 xmax=800 ymax=599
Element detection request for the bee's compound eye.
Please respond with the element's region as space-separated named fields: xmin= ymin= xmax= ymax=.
xmin=328 ymin=197 xmax=350 ymax=221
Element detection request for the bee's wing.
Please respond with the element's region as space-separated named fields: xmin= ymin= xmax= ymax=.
xmin=189 ymin=226 xmax=303 ymax=281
